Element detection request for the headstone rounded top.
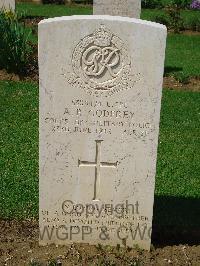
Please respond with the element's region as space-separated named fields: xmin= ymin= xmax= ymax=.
xmin=39 ymin=15 xmax=167 ymax=31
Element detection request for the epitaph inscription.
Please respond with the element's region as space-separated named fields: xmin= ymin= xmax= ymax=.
xmin=39 ymin=16 xmax=167 ymax=250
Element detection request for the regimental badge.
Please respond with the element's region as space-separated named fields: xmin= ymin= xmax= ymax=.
xmin=65 ymin=25 xmax=138 ymax=97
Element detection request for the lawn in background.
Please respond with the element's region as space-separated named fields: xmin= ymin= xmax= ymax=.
xmin=165 ymin=34 xmax=200 ymax=78
xmin=17 ymin=2 xmax=92 ymax=17
xmin=0 ymin=81 xmax=200 ymax=229
xmin=17 ymin=2 xmax=200 ymax=22
xmin=17 ymin=3 xmax=200 ymax=79
xmin=141 ymin=8 xmax=200 ymax=23
xmin=0 ymin=81 xmax=38 ymax=219
xmin=154 ymin=89 xmax=200 ymax=229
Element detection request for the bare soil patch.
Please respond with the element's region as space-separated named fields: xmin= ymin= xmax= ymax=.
xmin=20 ymin=16 xmax=46 ymax=28
xmin=181 ymin=30 xmax=200 ymax=36
xmin=0 ymin=69 xmax=20 ymax=82
xmin=168 ymin=30 xmax=200 ymax=36
xmin=0 ymin=48 xmax=38 ymax=83
xmin=0 ymin=220 xmax=200 ymax=266
xmin=163 ymin=76 xmax=200 ymax=92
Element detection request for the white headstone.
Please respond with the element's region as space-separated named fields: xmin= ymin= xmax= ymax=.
xmin=93 ymin=0 xmax=141 ymax=18
xmin=39 ymin=15 xmax=166 ymax=251
xmin=0 ymin=0 xmax=15 ymax=11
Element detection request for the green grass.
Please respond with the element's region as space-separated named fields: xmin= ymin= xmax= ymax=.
xmin=16 ymin=3 xmax=200 ymax=21
xmin=155 ymin=89 xmax=200 ymax=228
xmin=165 ymin=34 xmax=200 ymax=78
xmin=16 ymin=3 xmax=200 ymax=78
xmin=141 ymin=8 xmax=200 ymax=23
xmin=156 ymin=89 xmax=200 ymax=198
xmin=17 ymin=3 xmax=92 ymax=17
xmin=0 ymin=81 xmax=38 ymax=218
xmin=0 ymin=81 xmax=200 ymax=226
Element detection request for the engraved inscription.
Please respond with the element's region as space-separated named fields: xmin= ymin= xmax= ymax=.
xmin=82 ymin=46 xmax=121 ymax=79
xmin=78 ymin=140 xmax=117 ymax=201
xmin=64 ymin=25 xmax=140 ymax=97
xmin=44 ymin=99 xmax=154 ymax=138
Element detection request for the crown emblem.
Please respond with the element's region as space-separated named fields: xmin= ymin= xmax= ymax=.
xmin=70 ymin=24 xmax=132 ymax=97
xmin=93 ymin=25 xmax=112 ymax=47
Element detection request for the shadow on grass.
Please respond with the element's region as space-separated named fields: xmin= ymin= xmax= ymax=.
xmin=164 ymin=66 xmax=183 ymax=75
xmin=152 ymin=196 xmax=200 ymax=246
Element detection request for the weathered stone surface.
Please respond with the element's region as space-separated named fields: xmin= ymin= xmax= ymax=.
xmin=39 ymin=16 xmax=167 ymax=250
xmin=93 ymin=0 xmax=141 ymax=18
xmin=0 ymin=0 xmax=15 ymax=11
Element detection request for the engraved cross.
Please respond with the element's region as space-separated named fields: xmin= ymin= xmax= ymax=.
xmin=78 ymin=140 xmax=118 ymax=201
